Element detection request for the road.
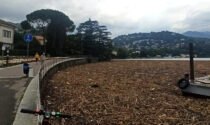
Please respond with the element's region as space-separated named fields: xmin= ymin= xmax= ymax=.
xmin=0 ymin=62 xmax=41 ymax=78
xmin=0 ymin=78 xmax=30 ymax=125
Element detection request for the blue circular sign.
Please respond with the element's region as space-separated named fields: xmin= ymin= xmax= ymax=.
xmin=24 ymin=33 xmax=33 ymax=42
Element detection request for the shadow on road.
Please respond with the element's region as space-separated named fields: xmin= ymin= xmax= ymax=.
xmin=0 ymin=78 xmax=32 ymax=125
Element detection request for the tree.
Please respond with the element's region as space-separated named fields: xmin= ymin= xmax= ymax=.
xmin=23 ymin=9 xmax=75 ymax=56
xmin=77 ymin=19 xmax=99 ymax=56
xmin=63 ymin=34 xmax=83 ymax=56
xmin=20 ymin=20 xmax=32 ymax=30
xmin=117 ymin=48 xmax=129 ymax=59
xmin=13 ymin=31 xmax=42 ymax=56
xmin=77 ymin=19 xmax=112 ymax=60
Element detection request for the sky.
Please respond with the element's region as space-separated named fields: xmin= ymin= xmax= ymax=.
xmin=1 ymin=0 xmax=210 ymax=37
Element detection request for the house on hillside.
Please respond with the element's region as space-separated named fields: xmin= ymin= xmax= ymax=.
xmin=0 ymin=19 xmax=16 ymax=50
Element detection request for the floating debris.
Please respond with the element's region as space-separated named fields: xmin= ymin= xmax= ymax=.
xmin=42 ymin=60 xmax=210 ymax=125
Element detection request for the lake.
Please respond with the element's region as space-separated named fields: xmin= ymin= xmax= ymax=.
xmin=117 ymin=58 xmax=210 ymax=61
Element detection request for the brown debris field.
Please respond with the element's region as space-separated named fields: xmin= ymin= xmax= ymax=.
xmin=41 ymin=60 xmax=210 ymax=125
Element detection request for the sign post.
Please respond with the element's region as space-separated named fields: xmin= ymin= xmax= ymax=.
xmin=24 ymin=33 xmax=33 ymax=61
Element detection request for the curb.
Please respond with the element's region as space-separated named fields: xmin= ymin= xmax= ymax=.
xmin=13 ymin=75 xmax=40 ymax=125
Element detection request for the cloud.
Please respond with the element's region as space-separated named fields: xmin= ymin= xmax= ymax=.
xmin=172 ymin=11 xmax=210 ymax=32
xmin=0 ymin=0 xmax=57 ymax=22
xmin=1 ymin=0 xmax=210 ymax=37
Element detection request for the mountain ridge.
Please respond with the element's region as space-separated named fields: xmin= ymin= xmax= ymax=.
xmin=183 ymin=31 xmax=210 ymax=39
xmin=113 ymin=31 xmax=210 ymax=57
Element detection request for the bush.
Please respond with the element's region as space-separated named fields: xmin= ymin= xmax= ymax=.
xmin=117 ymin=48 xmax=129 ymax=59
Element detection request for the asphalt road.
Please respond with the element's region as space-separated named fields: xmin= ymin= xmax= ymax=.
xmin=0 ymin=62 xmax=41 ymax=78
xmin=0 ymin=78 xmax=31 ymax=125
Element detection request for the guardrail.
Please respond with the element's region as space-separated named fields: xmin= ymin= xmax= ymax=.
xmin=39 ymin=58 xmax=87 ymax=89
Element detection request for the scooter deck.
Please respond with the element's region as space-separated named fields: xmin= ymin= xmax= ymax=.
xmin=182 ymin=84 xmax=210 ymax=97
xmin=182 ymin=77 xmax=210 ymax=97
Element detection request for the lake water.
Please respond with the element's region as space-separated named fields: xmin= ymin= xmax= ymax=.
xmin=117 ymin=58 xmax=210 ymax=61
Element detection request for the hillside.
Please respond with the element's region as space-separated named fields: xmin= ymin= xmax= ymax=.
xmin=183 ymin=31 xmax=210 ymax=39
xmin=113 ymin=31 xmax=210 ymax=57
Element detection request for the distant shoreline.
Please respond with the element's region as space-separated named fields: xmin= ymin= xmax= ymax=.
xmin=115 ymin=58 xmax=210 ymax=61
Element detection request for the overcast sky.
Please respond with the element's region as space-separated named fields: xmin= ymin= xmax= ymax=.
xmin=1 ymin=0 xmax=210 ymax=37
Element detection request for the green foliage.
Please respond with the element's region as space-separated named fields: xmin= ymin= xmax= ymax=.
xmin=116 ymin=48 xmax=129 ymax=59
xmin=13 ymin=32 xmax=26 ymax=50
xmin=24 ymin=9 xmax=75 ymax=56
xmin=12 ymin=32 xmax=42 ymax=56
xmin=113 ymin=31 xmax=210 ymax=57
xmin=27 ymin=9 xmax=75 ymax=33
xmin=77 ymin=19 xmax=113 ymax=60
xmin=63 ymin=34 xmax=83 ymax=55
xmin=19 ymin=9 xmax=112 ymax=59
xmin=20 ymin=20 xmax=31 ymax=30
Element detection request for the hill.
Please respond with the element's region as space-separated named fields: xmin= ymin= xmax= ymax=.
xmin=113 ymin=31 xmax=210 ymax=57
xmin=183 ymin=31 xmax=210 ymax=39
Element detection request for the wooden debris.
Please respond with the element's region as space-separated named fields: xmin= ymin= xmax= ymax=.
xmin=41 ymin=60 xmax=210 ymax=125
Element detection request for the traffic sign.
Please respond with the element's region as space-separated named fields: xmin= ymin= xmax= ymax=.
xmin=24 ymin=33 xmax=33 ymax=60
xmin=24 ymin=33 xmax=33 ymax=42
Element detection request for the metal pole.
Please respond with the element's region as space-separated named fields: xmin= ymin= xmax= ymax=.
xmin=189 ymin=43 xmax=194 ymax=82
xmin=27 ymin=42 xmax=29 ymax=61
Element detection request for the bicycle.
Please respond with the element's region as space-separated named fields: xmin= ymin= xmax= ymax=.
xmin=20 ymin=108 xmax=71 ymax=125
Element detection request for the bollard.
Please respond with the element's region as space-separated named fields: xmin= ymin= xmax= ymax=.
xmin=6 ymin=56 xmax=9 ymax=66
xmin=28 ymin=67 xmax=33 ymax=77
xmin=23 ymin=63 xmax=29 ymax=77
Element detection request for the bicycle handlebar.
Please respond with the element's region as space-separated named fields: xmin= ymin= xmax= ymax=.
xmin=20 ymin=108 xmax=71 ymax=119
xmin=21 ymin=109 xmax=37 ymax=114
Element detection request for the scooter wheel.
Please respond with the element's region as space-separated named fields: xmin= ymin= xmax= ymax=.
xmin=177 ymin=78 xmax=189 ymax=89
